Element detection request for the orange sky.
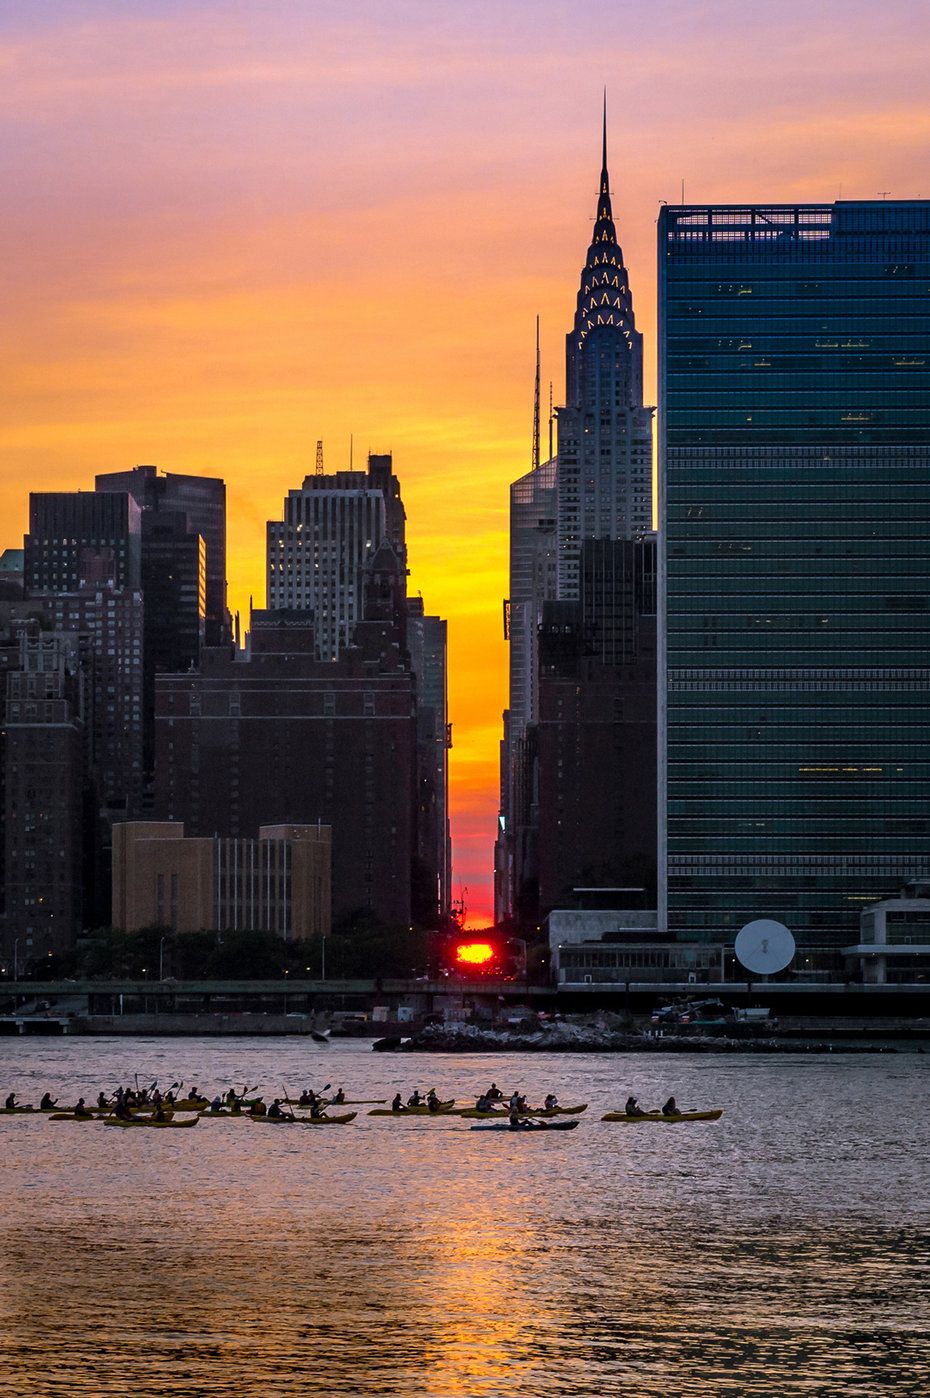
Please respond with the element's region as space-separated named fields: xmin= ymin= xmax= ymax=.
xmin=2 ymin=1 xmax=928 ymax=923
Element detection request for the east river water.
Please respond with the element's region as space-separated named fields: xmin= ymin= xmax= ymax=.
xmin=0 ymin=1038 xmax=927 ymax=1397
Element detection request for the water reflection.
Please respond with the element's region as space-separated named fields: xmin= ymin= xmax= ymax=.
xmin=0 ymin=1042 xmax=926 ymax=1395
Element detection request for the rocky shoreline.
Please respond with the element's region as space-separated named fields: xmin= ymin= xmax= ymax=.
xmin=374 ymin=1021 xmax=904 ymax=1054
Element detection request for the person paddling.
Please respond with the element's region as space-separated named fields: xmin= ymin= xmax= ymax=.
xmin=40 ymin=1093 xmax=57 ymax=1111
xmin=5 ymin=1093 xmax=17 ymax=1110
xmin=267 ymin=1098 xmax=294 ymax=1121
xmin=661 ymin=1096 xmax=679 ymax=1117
xmin=544 ymin=1094 xmax=559 ymax=1110
xmin=391 ymin=1092 xmax=404 ymax=1112
xmin=625 ymin=1095 xmax=645 ymax=1117
xmin=113 ymin=1098 xmax=133 ymax=1121
xmin=487 ymin=1083 xmax=503 ymax=1101
xmin=426 ymin=1089 xmax=444 ymax=1113
xmin=475 ymin=1094 xmax=492 ymax=1112
xmin=407 ymin=1089 xmax=423 ymax=1108
xmin=73 ymin=1098 xmax=93 ymax=1119
xmin=332 ymin=1088 xmax=346 ymax=1105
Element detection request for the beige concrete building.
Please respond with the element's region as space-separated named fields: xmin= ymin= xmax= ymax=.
xmin=113 ymin=821 xmax=331 ymax=941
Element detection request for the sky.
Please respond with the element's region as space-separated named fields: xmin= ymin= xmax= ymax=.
xmin=2 ymin=0 xmax=929 ymax=924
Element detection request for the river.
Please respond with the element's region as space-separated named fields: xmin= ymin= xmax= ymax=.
xmin=0 ymin=1038 xmax=926 ymax=1396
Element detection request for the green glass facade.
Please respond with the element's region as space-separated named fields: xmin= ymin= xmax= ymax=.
xmin=658 ymin=202 xmax=930 ymax=947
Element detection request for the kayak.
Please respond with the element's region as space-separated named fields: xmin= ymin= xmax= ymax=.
xmin=600 ymin=1110 xmax=724 ymax=1123
xmin=458 ymin=1104 xmax=588 ymax=1119
xmin=470 ymin=1119 xmax=580 ymax=1132
xmin=284 ymin=1098 xmax=385 ymax=1107
xmin=103 ymin=1115 xmax=200 ymax=1129
xmin=368 ymin=1101 xmax=455 ymax=1116
xmin=251 ymin=1112 xmax=357 ymax=1126
xmin=49 ymin=1113 xmax=101 ymax=1121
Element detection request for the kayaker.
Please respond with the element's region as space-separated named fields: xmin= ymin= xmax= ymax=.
xmin=268 ymin=1099 xmax=295 ymax=1121
xmin=188 ymin=1086 xmax=207 ymax=1105
xmin=391 ymin=1092 xmax=404 ymax=1112
xmin=475 ymin=1094 xmax=492 ymax=1112
xmin=332 ymin=1088 xmax=346 ymax=1104
xmin=114 ymin=1098 xmax=134 ymax=1121
xmin=152 ymin=1088 xmax=163 ymax=1107
xmin=5 ymin=1093 xmax=17 ymax=1109
xmin=298 ymin=1088 xmax=316 ymax=1108
xmin=407 ymin=1089 xmax=423 ymax=1108
xmin=625 ymin=1095 xmax=645 ymax=1117
xmin=508 ymin=1104 xmax=530 ymax=1130
xmin=209 ymin=1096 xmax=223 ymax=1114
xmin=152 ymin=1103 xmax=169 ymax=1122
xmin=487 ymin=1083 xmax=503 ymax=1101
xmin=544 ymin=1094 xmax=559 ymax=1110
xmin=73 ymin=1098 xmax=93 ymax=1119
xmin=97 ymin=1092 xmax=109 ymax=1109
xmin=661 ymin=1096 xmax=679 ymax=1117
xmin=225 ymin=1088 xmax=238 ymax=1106
xmin=40 ymin=1093 xmax=57 ymax=1111
xmin=426 ymin=1090 xmax=444 ymax=1114
xmin=309 ymin=1099 xmax=326 ymax=1120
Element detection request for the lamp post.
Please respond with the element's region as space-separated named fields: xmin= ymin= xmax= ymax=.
xmin=13 ymin=938 xmax=20 ymax=984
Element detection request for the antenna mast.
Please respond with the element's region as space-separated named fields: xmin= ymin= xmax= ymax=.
xmin=532 ymin=315 xmax=541 ymax=471
xmin=548 ymin=380 xmax=554 ymax=462
xmin=315 ymin=439 xmax=324 ymax=476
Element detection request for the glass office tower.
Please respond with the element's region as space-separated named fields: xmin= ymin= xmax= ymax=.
xmin=658 ymin=202 xmax=930 ymax=949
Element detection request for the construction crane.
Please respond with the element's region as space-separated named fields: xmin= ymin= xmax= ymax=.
xmin=315 ymin=440 xmax=324 ymax=476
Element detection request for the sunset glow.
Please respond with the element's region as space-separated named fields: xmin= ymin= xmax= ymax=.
xmin=2 ymin=1 xmax=928 ymax=921
xmin=454 ymin=943 xmax=495 ymax=967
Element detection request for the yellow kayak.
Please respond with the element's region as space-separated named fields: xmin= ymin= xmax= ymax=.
xmin=600 ymin=1109 xmax=723 ymax=1123
xmin=368 ymin=1101 xmax=455 ymax=1116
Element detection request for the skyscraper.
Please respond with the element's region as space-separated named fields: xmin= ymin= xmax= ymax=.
xmin=407 ymin=599 xmax=452 ymax=921
xmin=25 ymin=492 xmax=142 ymax=594
xmin=3 ymin=632 xmax=85 ymax=963
xmin=659 ymin=200 xmax=930 ymax=949
xmin=96 ymin=466 xmax=228 ymax=646
xmin=555 ymin=102 xmax=654 ymax=597
xmin=266 ymin=454 xmax=407 ymax=662
xmin=496 ymin=105 xmax=655 ymax=922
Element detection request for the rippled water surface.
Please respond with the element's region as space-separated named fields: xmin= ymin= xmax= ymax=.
xmin=0 ymin=1038 xmax=927 ymax=1396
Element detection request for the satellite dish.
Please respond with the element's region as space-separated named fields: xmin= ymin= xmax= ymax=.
xmin=735 ymin=920 xmax=795 ymax=976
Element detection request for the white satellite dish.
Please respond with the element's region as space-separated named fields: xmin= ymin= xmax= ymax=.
xmin=734 ymin=919 xmax=795 ymax=976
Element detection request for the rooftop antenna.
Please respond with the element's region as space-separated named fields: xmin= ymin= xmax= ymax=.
xmin=349 ymin=433 xmax=353 ymax=469
xmin=532 ymin=315 xmax=541 ymax=472
xmin=878 ymin=191 xmax=891 ymax=200
xmin=548 ymin=380 xmax=554 ymax=462
xmin=315 ymin=439 xmax=324 ymax=476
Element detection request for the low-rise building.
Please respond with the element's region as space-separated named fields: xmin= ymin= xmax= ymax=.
xmin=112 ymin=820 xmax=331 ymax=942
xmin=844 ymin=887 xmax=930 ymax=984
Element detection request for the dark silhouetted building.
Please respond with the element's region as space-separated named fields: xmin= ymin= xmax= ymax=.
xmin=407 ymin=598 xmax=451 ymax=921
xmin=536 ymin=536 xmax=657 ymax=911
xmin=2 ymin=633 xmax=84 ymax=965
xmin=266 ymin=453 xmax=407 ymax=662
xmin=497 ymin=106 xmax=655 ymax=922
xmin=25 ymin=491 xmax=142 ymax=594
xmin=659 ymin=200 xmax=930 ymax=948
xmin=96 ymin=465 xmax=228 ymax=645
xmin=154 ymin=597 xmax=417 ymax=927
